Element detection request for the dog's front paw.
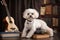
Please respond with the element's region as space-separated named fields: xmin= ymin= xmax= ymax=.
xmin=26 ymin=36 xmax=31 ymax=39
xmin=21 ymin=33 xmax=26 ymax=38
xmin=50 ymin=32 xmax=54 ymax=37
xmin=21 ymin=35 xmax=26 ymax=38
xmin=49 ymin=33 xmax=54 ymax=37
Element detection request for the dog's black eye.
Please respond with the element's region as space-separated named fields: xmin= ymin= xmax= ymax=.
xmin=27 ymin=13 xmax=29 ymax=15
xmin=32 ymin=13 xmax=33 ymax=15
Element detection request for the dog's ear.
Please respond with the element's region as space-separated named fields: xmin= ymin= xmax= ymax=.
xmin=23 ymin=10 xmax=26 ymax=19
xmin=23 ymin=9 xmax=28 ymax=19
xmin=23 ymin=9 xmax=32 ymax=19
xmin=33 ymin=9 xmax=39 ymax=18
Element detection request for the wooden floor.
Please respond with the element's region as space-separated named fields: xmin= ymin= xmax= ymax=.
xmin=0 ymin=32 xmax=60 ymax=40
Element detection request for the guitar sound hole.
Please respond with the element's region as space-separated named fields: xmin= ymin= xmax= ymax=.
xmin=9 ymin=21 xmax=12 ymax=23
xmin=10 ymin=28 xmax=15 ymax=30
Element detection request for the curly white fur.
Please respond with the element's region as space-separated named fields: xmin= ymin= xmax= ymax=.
xmin=22 ymin=8 xmax=53 ymax=38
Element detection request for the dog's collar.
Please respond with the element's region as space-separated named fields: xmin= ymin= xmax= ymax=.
xmin=27 ymin=20 xmax=32 ymax=24
xmin=27 ymin=20 xmax=32 ymax=22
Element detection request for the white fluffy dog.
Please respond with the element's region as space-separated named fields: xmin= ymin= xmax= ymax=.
xmin=21 ymin=8 xmax=53 ymax=38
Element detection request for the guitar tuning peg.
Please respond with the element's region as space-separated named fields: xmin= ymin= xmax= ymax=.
xmin=1 ymin=0 xmax=7 ymax=6
xmin=0 ymin=1 xmax=3 ymax=5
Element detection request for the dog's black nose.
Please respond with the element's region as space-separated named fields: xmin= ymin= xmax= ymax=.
xmin=30 ymin=15 xmax=32 ymax=17
xmin=10 ymin=28 xmax=15 ymax=30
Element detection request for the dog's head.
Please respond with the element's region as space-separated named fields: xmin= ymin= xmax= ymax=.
xmin=23 ymin=9 xmax=39 ymax=20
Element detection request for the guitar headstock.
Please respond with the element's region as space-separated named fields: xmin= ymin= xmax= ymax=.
xmin=1 ymin=0 xmax=7 ymax=6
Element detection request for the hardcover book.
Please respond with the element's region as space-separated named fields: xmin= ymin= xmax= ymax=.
xmin=52 ymin=18 xmax=58 ymax=26
xmin=53 ymin=5 xmax=58 ymax=15
xmin=40 ymin=7 xmax=46 ymax=15
xmin=45 ymin=5 xmax=52 ymax=15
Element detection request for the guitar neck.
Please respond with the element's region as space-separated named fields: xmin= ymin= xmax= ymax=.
xmin=2 ymin=0 xmax=11 ymax=21
xmin=5 ymin=6 xmax=11 ymax=21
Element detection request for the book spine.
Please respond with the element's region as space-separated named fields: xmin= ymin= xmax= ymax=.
xmin=52 ymin=18 xmax=58 ymax=26
xmin=52 ymin=18 xmax=56 ymax=26
xmin=53 ymin=5 xmax=58 ymax=15
xmin=40 ymin=7 xmax=46 ymax=15
xmin=44 ymin=0 xmax=47 ymax=4
xmin=55 ymin=18 xmax=58 ymax=26
xmin=46 ymin=0 xmax=50 ymax=4
xmin=45 ymin=5 xmax=52 ymax=15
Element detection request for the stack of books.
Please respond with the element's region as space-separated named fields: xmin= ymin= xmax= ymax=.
xmin=0 ymin=32 xmax=20 ymax=38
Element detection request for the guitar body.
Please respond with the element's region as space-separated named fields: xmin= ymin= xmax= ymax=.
xmin=5 ymin=16 xmax=19 ymax=32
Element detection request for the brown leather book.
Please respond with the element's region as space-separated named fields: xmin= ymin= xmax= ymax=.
xmin=55 ymin=18 xmax=58 ymax=26
xmin=53 ymin=5 xmax=58 ymax=15
xmin=46 ymin=0 xmax=50 ymax=4
xmin=52 ymin=18 xmax=58 ymax=26
xmin=45 ymin=5 xmax=52 ymax=15
xmin=44 ymin=0 xmax=47 ymax=4
xmin=52 ymin=18 xmax=56 ymax=26
xmin=41 ymin=0 xmax=51 ymax=4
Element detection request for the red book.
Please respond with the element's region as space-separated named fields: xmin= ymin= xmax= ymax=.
xmin=45 ymin=5 xmax=52 ymax=15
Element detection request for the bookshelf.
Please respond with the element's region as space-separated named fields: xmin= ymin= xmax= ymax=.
xmin=39 ymin=0 xmax=59 ymax=30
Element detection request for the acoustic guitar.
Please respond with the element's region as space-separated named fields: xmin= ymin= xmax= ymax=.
xmin=1 ymin=0 xmax=19 ymax=32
